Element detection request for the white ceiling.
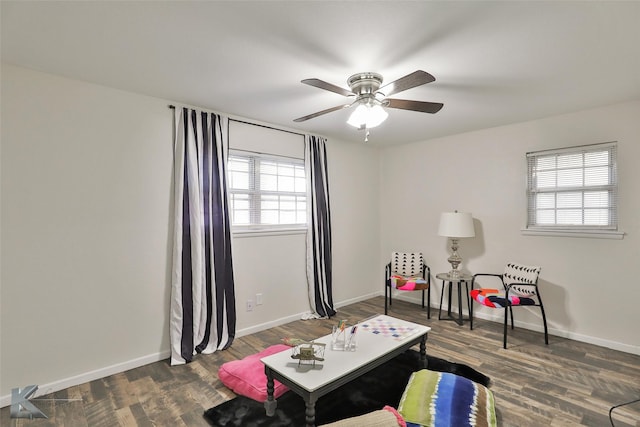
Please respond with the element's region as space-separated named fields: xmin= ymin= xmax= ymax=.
xmin=2 ymin=1 xmax=640 ymax=146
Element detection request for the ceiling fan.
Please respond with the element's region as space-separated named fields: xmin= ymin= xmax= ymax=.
xmin=294 ymin=70 xmax=443 ymax=139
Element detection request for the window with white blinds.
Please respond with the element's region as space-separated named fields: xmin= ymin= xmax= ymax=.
xmin=228 ymin=151 xmax=307 ymax=230
xmin=526 ymin=142 xmax=618 ymax=231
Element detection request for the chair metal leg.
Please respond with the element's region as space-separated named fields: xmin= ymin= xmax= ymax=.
xmin=503 ymin=308 xmax=509 ymax=349
xmin=536 ymin=287 xmax=549 ymax=345
xmin=427 ymin=286 xmax=431 ymax=319
xmin=539 ymin=303 xmax=549 ymax=345
xmin=469 ymin=294 xmax=474 ymax=330
xmin=464 ymin=282 xmax=471 ymax=326
xmin=509 ymin=306 xmax=515 ymax=329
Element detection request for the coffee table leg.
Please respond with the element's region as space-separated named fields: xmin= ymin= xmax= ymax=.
xmin=305 ymin=396 xmax=317 ymax=427
xmin=419 ymin=335 xmax=427 ymax=367
xmin=264 ymin=367 xmax=277 ymax=416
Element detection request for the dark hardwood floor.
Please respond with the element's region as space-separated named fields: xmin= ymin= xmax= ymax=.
xmin=2 ymin=296 xmax=639 ymax=426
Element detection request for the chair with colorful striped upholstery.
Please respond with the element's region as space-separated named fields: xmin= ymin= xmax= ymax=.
xmin=384 ymin=252 xmax=431 ymax=319
xmin=469 ymin=263 xmax=548 ymax=348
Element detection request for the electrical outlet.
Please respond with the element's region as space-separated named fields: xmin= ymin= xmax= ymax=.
xmin=256 ymin=293 xmax=263 ymax=305
xmin=246 ymin=299 xmax=254 ymax=312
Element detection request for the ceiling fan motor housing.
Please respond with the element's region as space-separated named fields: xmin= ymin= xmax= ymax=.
xmin=347 ymin=72 xmax=383 ymax=96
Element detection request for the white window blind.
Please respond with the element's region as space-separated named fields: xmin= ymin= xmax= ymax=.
xmin=228 ymin=151 xmax=307 ymax=230
xmin=526 ymin=142 xmax=618 ymax=231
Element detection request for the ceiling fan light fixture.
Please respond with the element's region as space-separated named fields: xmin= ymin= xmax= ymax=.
xmin=346 ymin=103 xmax=388 ymax=129
xmin=295 ymin=70 xmax=442 ymax=134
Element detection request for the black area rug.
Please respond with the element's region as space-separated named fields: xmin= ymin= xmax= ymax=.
xmin=203 ymin=350 xmax=490 ymax=426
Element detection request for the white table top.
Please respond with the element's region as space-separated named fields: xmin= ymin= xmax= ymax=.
xmin=261 ymin=314 xmax=430 ymax=392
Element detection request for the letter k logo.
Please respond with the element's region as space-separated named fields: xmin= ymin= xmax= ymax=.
xmin=10 ymin=385 xmax=48 ymax=419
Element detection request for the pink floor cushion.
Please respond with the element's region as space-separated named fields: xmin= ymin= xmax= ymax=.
xmin=218 ymin=344 xmax=290 ymax=402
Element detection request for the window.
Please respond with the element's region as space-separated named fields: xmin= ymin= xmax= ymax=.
xmin=228 ymin=151 xmax=307 ymax=230
xmin=526 ymin=142 xmax=618 ymax=233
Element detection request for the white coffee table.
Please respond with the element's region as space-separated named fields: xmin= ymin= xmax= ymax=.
xmin=261 ymin=314 xmax=431 ymax=427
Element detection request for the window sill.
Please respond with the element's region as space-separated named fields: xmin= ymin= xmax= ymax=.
xmin=521 ymin=228 xmax=625 ymax=240
xmin=232 ymin=227 xmax=307 ymax=238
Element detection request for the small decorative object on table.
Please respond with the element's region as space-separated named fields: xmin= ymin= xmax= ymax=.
xmin=290 ymin=341 xmax=326 ymax=366
xmin=332 ymin=320 xmax=358 ymax=351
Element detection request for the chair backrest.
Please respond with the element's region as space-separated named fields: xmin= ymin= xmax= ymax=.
xmin=504 ymin=263 xmax=541 ymax=295
xmin=391 ymin=252 xmax=424 ymax=277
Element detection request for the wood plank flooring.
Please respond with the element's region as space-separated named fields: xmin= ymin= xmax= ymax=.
xmin=2 ymin=296 xmax=639 ymax=426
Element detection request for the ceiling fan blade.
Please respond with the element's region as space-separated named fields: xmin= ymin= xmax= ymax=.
xmin=293 ymin=104 xmax=352 ymax=122
xmin=385 ymin=99 xmax=444 ymax=114
xmin=301 ymin=78 xmax=354 ymax=97
xmin=379 ymin=70 xmax=436 ymax=97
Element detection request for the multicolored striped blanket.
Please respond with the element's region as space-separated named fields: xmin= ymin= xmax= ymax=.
xmin=398 ymin=369 xmax=497 ymax=427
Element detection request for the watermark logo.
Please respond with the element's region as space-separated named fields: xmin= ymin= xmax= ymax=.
xmin=10 ymin=385 xmax=48 ymax=419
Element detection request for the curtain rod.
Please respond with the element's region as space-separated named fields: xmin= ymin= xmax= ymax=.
xmin=229 ymin=118 xmax=305 ymax=138
xmin=168 ymin=105 xmax=305 ymax=138
xmin=230 ymin=148 xmax=304 ymax=161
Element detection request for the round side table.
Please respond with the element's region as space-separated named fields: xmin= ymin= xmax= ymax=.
xmin=436 ymin=273 xmax=473 ymax=326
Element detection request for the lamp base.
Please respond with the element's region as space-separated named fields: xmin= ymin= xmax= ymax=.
xmin=447 ymin=238 xmax=463 ymax=277
xmin=447 ymin=268 xmax=462 ymax=278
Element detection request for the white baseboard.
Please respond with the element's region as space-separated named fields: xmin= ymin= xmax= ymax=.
xmin=4 ymin=291 xmax=636 ymax=409
xmin=236 ymin=312 xmax=310 ymax=337
xmin=1 ymin=293 xmax=381 ymax=409
xmin=236 ymin=291 xmax=380 ymax=337
xmin=471 ymin=310 xmax=640 ymax=355
xmin=335 ymin=291 xmax=382 ymax=309
xmin=384 ymin=290 xmax=640 ymax=355
xmin=0 ymin=350 xmax=171 ymax=408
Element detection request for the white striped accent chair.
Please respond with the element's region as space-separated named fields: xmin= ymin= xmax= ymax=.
xmin=469 ymin=263 xmax=548 ymax=348
xmin=384 ymin=252 xmax=431 ymax=319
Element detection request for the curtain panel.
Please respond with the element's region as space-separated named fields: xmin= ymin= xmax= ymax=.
xmin=305 ymin=135 xmax=336 ymax=318
xmin=170 ymin=107 xmax=236 ymax=365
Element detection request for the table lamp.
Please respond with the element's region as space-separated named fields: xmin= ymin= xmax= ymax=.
xmin=438 ymin=211 xmax=475 ymax=277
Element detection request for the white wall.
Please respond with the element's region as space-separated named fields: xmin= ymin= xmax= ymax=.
xmin=328 ymin=137 xmax=381 ymax=304
xmin=380 ymin=100 xmax=640 ymax=354
xmin=1 ymin=64 xmax=175 ymax=401
xmin=0 ymin=64 xmax=381 ymax=402
xmin=230 ymin=128 xmax=381 ymax=332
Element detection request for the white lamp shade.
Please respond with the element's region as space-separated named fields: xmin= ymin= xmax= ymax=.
xmin=438 ymin=212 xmax=475 ymax=238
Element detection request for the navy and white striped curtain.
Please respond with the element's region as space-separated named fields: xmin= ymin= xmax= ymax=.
xmin=170 ymin=107 xmax=236 ymax=365
xmin=304 ymin=135 xmax=336 ymax=318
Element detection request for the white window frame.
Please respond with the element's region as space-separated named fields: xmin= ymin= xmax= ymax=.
xmin=523 ymin=142 xmax=623 ymax=239
xmin=228 ymin=150 xmax=307 ymax=235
